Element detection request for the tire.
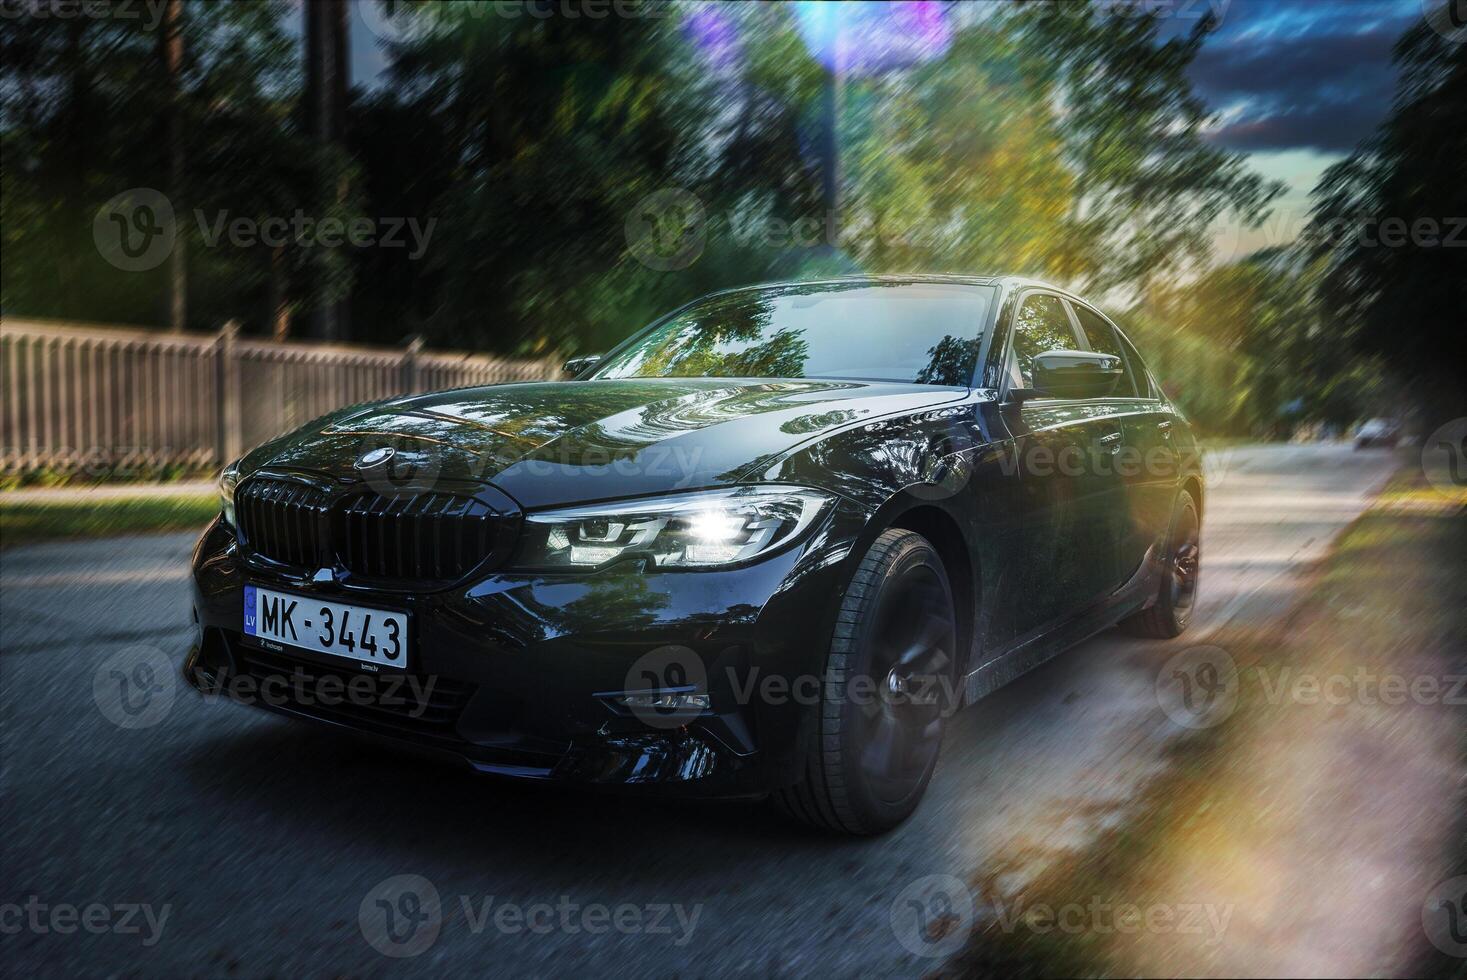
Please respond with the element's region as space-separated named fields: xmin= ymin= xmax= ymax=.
xmin=1123 ymin=490 xmax=1201 ymax=639
xmin=773 ymin=529 xmax=958 ymax=835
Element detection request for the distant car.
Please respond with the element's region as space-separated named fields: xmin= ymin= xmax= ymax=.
xmin=187 ymin=275 xmax=1204 ymax=834
xmin=1354 ymin=417 xmax=1400 ymax=449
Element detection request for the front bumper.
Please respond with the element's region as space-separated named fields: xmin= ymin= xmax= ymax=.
xmin=185 ymin=501 xmax=867 ymax=798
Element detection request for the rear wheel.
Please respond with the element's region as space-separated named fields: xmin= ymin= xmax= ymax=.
xmin=774 ymin=529 xmax=957 ymax=835
xmin=1123 ymin=490 xmax=1200 ymax=639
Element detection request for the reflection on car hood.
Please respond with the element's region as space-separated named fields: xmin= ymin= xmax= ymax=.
xmin=247 ymin=377 xmax=967 ymax=508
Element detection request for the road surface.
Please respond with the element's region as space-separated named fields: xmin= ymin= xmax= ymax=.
xmin=0 ymin=443 xmax=1399 ymax=976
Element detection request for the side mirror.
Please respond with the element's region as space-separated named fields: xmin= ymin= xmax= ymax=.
xmin=563 ymin=354 xmax=601 ymax=378
xmin=1032 ymin=349 xmax=1123 ymax=399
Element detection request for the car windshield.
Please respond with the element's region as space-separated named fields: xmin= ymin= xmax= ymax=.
xmin=592 ymin=282 xmax=996 ymax=386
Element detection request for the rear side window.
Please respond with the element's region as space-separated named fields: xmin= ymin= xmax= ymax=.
xmin=1011 ymin=293 xmax=1079 ymax=387
xmin=1115 ymin=328 xmax=1159 ymax=399
xmin=1072 ymin=304 xmax=1139 ymax=398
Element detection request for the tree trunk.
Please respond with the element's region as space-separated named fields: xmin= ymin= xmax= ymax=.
xmin=270 ymin=244 xmax=291 ymax=341
xmin=303 ymin=0 xmax=350 ymax=341
xmin=160 ymin=0 xmax=186 ymax=331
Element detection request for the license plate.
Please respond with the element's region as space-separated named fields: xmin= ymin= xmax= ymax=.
xmin=243 ymin=585 xmax=409 ymax=671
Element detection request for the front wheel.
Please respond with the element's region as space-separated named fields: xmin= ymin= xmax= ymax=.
xmin=774 ymin=529 xmax=958 ymax=835
xmin=1123 ymin=490 xmax=1200 ymax=639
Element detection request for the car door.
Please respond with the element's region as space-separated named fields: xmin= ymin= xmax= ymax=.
xmin=992 ymin=291 xmax=1126 ymax=645
xmin=1069 ymin=301 xmax=1160 ymax=585
xmin=1114 ymin=324 xmax=1181 ymax=567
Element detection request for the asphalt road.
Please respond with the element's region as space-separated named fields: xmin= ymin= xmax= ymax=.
xmin=0 ymin=443 xmax=1400 ymax=977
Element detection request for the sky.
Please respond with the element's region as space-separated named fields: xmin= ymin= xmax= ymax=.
xmin=340 ymin=0 xmax=1423 ymax=260
xmin=1164 ymin=0 xmax=1422 ymax=256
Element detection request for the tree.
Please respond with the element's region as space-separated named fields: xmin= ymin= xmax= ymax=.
xmin=1308 ymin=19 xmax=1467 ymax=421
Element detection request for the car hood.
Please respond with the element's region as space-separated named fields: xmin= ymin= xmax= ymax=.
xmin=245 ymin=378 xmax=967 ymax=508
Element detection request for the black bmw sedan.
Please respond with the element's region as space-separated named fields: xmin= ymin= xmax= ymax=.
xmin=186 ymin=275 xmax=1203 ymax=834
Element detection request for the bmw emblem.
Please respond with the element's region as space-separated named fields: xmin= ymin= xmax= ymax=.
xmin=356 ymin=446 xmax=396 ymax=470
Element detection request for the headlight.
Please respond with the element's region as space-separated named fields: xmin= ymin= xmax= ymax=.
xmin=218 ymin=461 xmax=241 ymax=527
xmin=514 ymin=486 xmax=833 ymax=570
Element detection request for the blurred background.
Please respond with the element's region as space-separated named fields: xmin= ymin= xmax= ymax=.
xmin=1 ymin=2 xmax=1465 ymax=978
xmin=3 ymin=0 xmax=1463 ymax=489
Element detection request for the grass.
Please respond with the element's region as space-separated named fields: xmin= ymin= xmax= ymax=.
xmin=0 ymin=494 xmax=218 ymax=548
xmin=940 ymin=470 xmax=1467 ymax=978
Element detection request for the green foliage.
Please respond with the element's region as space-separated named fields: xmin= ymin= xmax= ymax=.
xmin=1308 ymin=21 xmax=1467 ymax=420
xmin=2 ymin=0 xmax=1400 ymax=435
xmin=0 ymin=493 xmax=217 ymax=548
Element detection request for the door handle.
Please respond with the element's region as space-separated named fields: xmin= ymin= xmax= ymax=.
xmin=1157 ymin=420 xmax=1173 ymax=438
xmin=1099 ymin=431 xmax=1122 ymax=454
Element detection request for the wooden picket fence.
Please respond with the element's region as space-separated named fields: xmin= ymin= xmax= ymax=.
xmin=0 ymin=317 xmax=561 ymax=474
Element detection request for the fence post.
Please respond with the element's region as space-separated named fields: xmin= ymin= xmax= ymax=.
xmin=401 ymin=334 xmax=424 ymax=394
xmin=216 ymin=320 xmax=242 ymax=465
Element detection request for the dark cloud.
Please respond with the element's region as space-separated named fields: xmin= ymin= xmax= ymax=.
xmin=1187 ymin=7 xmax=1416 ymax=153
xmin=1207 ymin=96 xmax=1393 ymax=152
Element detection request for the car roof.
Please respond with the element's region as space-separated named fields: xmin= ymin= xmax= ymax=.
xmin=713 ymin=273 xmax=1078 ymax=295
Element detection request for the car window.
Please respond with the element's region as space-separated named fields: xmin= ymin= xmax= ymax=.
xmin=1114 ymin=328 xmax=1159 ymax=399
xmin=1011 ymin=293 xmax=1079 ymax=387
xmin=593 ymin=282 xmax=996 ymax=386
xmin=1072 ymin=304 xmax=1139 ymax=398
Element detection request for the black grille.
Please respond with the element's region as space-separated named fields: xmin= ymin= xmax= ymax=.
xmin=237 ymin=478 xmax=329 ymax=568
xmin=335 ymin=491 xmax=503 ymax=582
xmin=233 ymin=639 xmax=476 ymax=740
xmin=235 ymin=476 xmax=514 ymax=585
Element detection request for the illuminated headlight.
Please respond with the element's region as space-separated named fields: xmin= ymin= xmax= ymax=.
xmin=515 ymin=486 xmax=833 ymax=570
xmin=218 ymin=461 xmax=241 ymax=527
